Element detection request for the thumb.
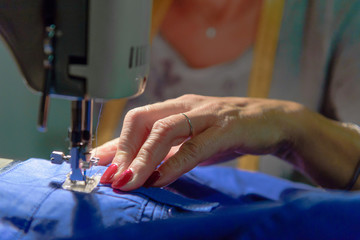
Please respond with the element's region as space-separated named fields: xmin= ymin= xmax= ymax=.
xmin=91 ymin=138 xmax=119 ymax=166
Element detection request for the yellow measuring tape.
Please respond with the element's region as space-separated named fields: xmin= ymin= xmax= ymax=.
xmin=238 ymin=0 xmax=286 ymax=170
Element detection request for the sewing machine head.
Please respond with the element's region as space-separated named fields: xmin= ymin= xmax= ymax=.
xmin=0 ymin=0 xmax=152 ymax=192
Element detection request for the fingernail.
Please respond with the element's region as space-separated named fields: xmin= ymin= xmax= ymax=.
xmin=143 ymin=171 xmax=161 ymax=188
xmin=100 ymin=164 xmax=118 ymax=184
xmin=112 ymin=169 xmax=133 ymax=189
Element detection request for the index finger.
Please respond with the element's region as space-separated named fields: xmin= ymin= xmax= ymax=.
xmin=102 ymin=100 xmax=191 ymax=184
xmin=115 ymin=110 xmax=216 ymax=191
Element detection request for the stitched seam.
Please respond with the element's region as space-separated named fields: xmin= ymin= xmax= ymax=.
xmin=150 ymin=202 xmax=156 ymax=220
xmin=136 ymin=198 xmax=149 ymax=223
xmin=0 ymin=161 xmax=28 ymax=177
xmin=159 ymin=205 xmax=166 ymax=219
xmin=18 ymin=187 xmax=58 ymax=239
xmin=94 ymin=192 xmax=143 ymax=205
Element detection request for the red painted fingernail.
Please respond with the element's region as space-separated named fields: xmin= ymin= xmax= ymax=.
xmin=100 ymin=164 xmax=118 ymax=184
xmin=143 ymin=171 xmax=161 ymax=188
xmin=112 ymin=169 xmax=133 ymax=189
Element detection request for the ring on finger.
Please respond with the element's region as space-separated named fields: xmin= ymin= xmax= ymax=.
xmin=181 ymin=113 xmax=193 ymax=137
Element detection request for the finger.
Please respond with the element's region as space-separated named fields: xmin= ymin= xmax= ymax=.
xmin=154 ymin=127 xmax=232 ymax=187
xmin=109 ymin=99 xmax=198 ymax=185
xmin=91 ymin=138 xmax=119 ymax=165
xmin=198 ymin=151 xmax=242 ymax=166
xmin=101 ymin=101 xmax=191 ymax=185
xmin=112 ymin=113 xmax=192 ymax=190
xmin=113 ymin=111 xmax=217 ymax=191
xmin=164 ymin=144 xmax=182 ymax=162
xmin=112 ymin=100 xmax=191 ymax=170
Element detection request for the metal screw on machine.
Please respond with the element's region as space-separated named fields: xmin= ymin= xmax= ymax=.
xmin=82 ymin=156 xmax=100 ymax=169
xmin=51 ymin=151 xmax=99 ymax=169
xmin=50 ymin=151 xmax=70 ymax=164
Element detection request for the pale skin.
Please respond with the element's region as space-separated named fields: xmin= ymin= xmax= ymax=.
xmin=160 ymin=0 xmax=262 ymax=68
xmin=96 ymin=0 xmax=360 ymax=190
xmin=95 ymin=94 xmax=360 ymax=191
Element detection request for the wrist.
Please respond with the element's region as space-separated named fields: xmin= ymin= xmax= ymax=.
xmin=272 ymin=102 xmax=308 ymax=165
xmin=290 ymin=109 xmax=360 ymax=189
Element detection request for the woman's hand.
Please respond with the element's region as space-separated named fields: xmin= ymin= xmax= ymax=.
xmin=95 ymin=94 xmax=306 ymax=191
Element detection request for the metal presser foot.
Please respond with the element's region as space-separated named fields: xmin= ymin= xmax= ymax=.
xmin=51 ymin=151 xmax=100 ymax=193
xmin=50 ymin=100 xmax=101 ymax=193
xmin=61 ymin=172 xmax=101 ymax=193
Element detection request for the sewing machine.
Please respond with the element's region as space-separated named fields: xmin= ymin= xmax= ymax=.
xmin=0 ymin=0 xmax=152 ymax=192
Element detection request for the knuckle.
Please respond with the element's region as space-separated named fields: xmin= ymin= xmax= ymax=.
xmin=125 ymin=107 xmax=146 ymax=122
xmin=165 ymin=155 xmax=186 ymax=173
xmin=117 ymin=140 xmax=137 ymax=157
xmin=138 ymin=147 xmax=154 ymax=163
xmin=159 ymin=141 xmax=204 ymax=181
xmin=152 ymin=119 xmax=176 ymax=138
xmin=163 ymin=142 xmax=200 ymax=174
xmin=136 ymin=142 xmax=154 ymax=164
xmin=178 ymin=94 xmax=192 ymax=100
xmin=177 ymin=94 xmax=200 ymax=102
xmin=132 ymin=149 xmax=154 ymax=171
xmin=125 ymin=104 xmax=155 ymax=122
xmin=123 ymin=106 xmax=154 ymax=134
xmin=181 ymin=140 xmax=200 ymax=162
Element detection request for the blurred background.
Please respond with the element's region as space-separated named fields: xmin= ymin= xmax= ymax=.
xmin=0 ymin=39 xmax=69 ymax=160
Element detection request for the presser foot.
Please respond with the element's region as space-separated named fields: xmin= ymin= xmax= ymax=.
xmin=62 ymin=172 xmax=101 ymax=193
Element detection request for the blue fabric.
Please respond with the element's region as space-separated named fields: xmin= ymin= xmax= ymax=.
xmin=0 ymin=159 xmax=359 ymax=239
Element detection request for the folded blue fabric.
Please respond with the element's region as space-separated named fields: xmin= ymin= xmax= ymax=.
xmin=0 ymin=159 xmax=220 ymax=239
xmin=1 ymin=158 xmax=359 ymax=239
